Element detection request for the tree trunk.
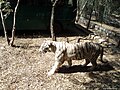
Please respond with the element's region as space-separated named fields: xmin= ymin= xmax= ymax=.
xmin=0 ymin=8 xmax=10 ymax=45
xmin=50 ymin=0 xmax=59 ymax=41
xmin=75 ymin=0 xmax=88 ymax=24
xmin=50 ymin=5 xmax=56 ymax=41
xmin=86 ymin=10 xmax=93 ymax=30
xmin=86 ymin=0 xmax=95 ymax=30
xmin=10 ymin=0 xmax=20 ymax=46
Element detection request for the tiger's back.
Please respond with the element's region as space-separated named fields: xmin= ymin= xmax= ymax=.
xmin=65 ymin=42 xmax=103 ymax=60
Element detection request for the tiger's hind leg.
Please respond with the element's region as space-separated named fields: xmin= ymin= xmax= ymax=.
xmin=82 ymin=59 xmax=90 ymax=67
xmin=89 ymin=55 xmax=98 ymax=71
xmin=67 ymin=59 xmax=72 ymax=68
xmin=89 ymin=60 xmax=97 ymax=71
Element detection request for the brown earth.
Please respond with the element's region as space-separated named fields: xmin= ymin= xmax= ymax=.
xmin=0 ymin=29 xmax=120 ymax=90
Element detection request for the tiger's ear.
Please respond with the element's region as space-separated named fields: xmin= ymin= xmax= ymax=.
xmin=44 ymin=39 xmax=48 ymax=41
xmin=43 ymin=38 xmax=50 ymax=41
xmin=43 ymin=39 xmax=50 ymax=43
xmin=43 ymin=39 xmax=47 ymax=43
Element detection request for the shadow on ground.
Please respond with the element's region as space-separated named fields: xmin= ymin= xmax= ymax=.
xmin=58 ymin=61 xmax=120 ymax=89
xmin=0 ymin=25 xmax=91 ymax=38
xmin=58 ymin=63 xmax=114 ymax=74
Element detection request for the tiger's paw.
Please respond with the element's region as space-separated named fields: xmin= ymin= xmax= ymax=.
xmin=47 ymin=71 xmax=55 ymax=76
xmin=81 ymin=64 xmax=87 ymax=67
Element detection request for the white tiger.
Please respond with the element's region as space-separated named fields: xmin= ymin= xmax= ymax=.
xmin=39 ymin=40 xmax=108 ymax=76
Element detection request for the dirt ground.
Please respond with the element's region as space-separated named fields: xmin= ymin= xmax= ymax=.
xmin=0 ymin=30 xmax=120 ymax=90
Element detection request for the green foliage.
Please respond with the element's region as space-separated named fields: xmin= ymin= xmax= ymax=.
xmin=77 ymin=0 xmax=119 ymax=23
xmin=0 ymin=0 xmax=12 ymax=19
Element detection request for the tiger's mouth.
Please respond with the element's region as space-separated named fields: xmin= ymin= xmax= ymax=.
xmin=42 ymin=48 xmax=50 ymax=53
xmin=39 ymin=48 xmax=51 ymax=55
xmin=39 ymin=50 xmax=47 ymax=57
xmin=39 ymin=49 xmax=46 ymax=54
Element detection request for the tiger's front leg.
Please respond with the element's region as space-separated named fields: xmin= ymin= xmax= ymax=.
xmin=48 ymin=61 xmax=63 ymax=76
xmin=82 ymin=59 xmax=90 ymax=67
xmin=48 ymin=51 xmax=65 ymax=76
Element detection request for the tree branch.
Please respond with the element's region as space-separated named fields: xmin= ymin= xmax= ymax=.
xmin=50 ymin=0 xmax=59 ymax=41
xmin=10 ymin=0 xmax=20 ymax=46
xmin=0 ymin=5 xmax=10 ymax=45
xmin=75 ymin=0 xmax=88 ymax=24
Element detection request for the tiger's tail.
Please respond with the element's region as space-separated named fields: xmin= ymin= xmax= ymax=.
xmin=100 ymin=47 xmax=108 ymax=63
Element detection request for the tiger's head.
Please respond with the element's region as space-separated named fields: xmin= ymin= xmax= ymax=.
xmin=39 ymin=41 xmax=52 ymax=54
